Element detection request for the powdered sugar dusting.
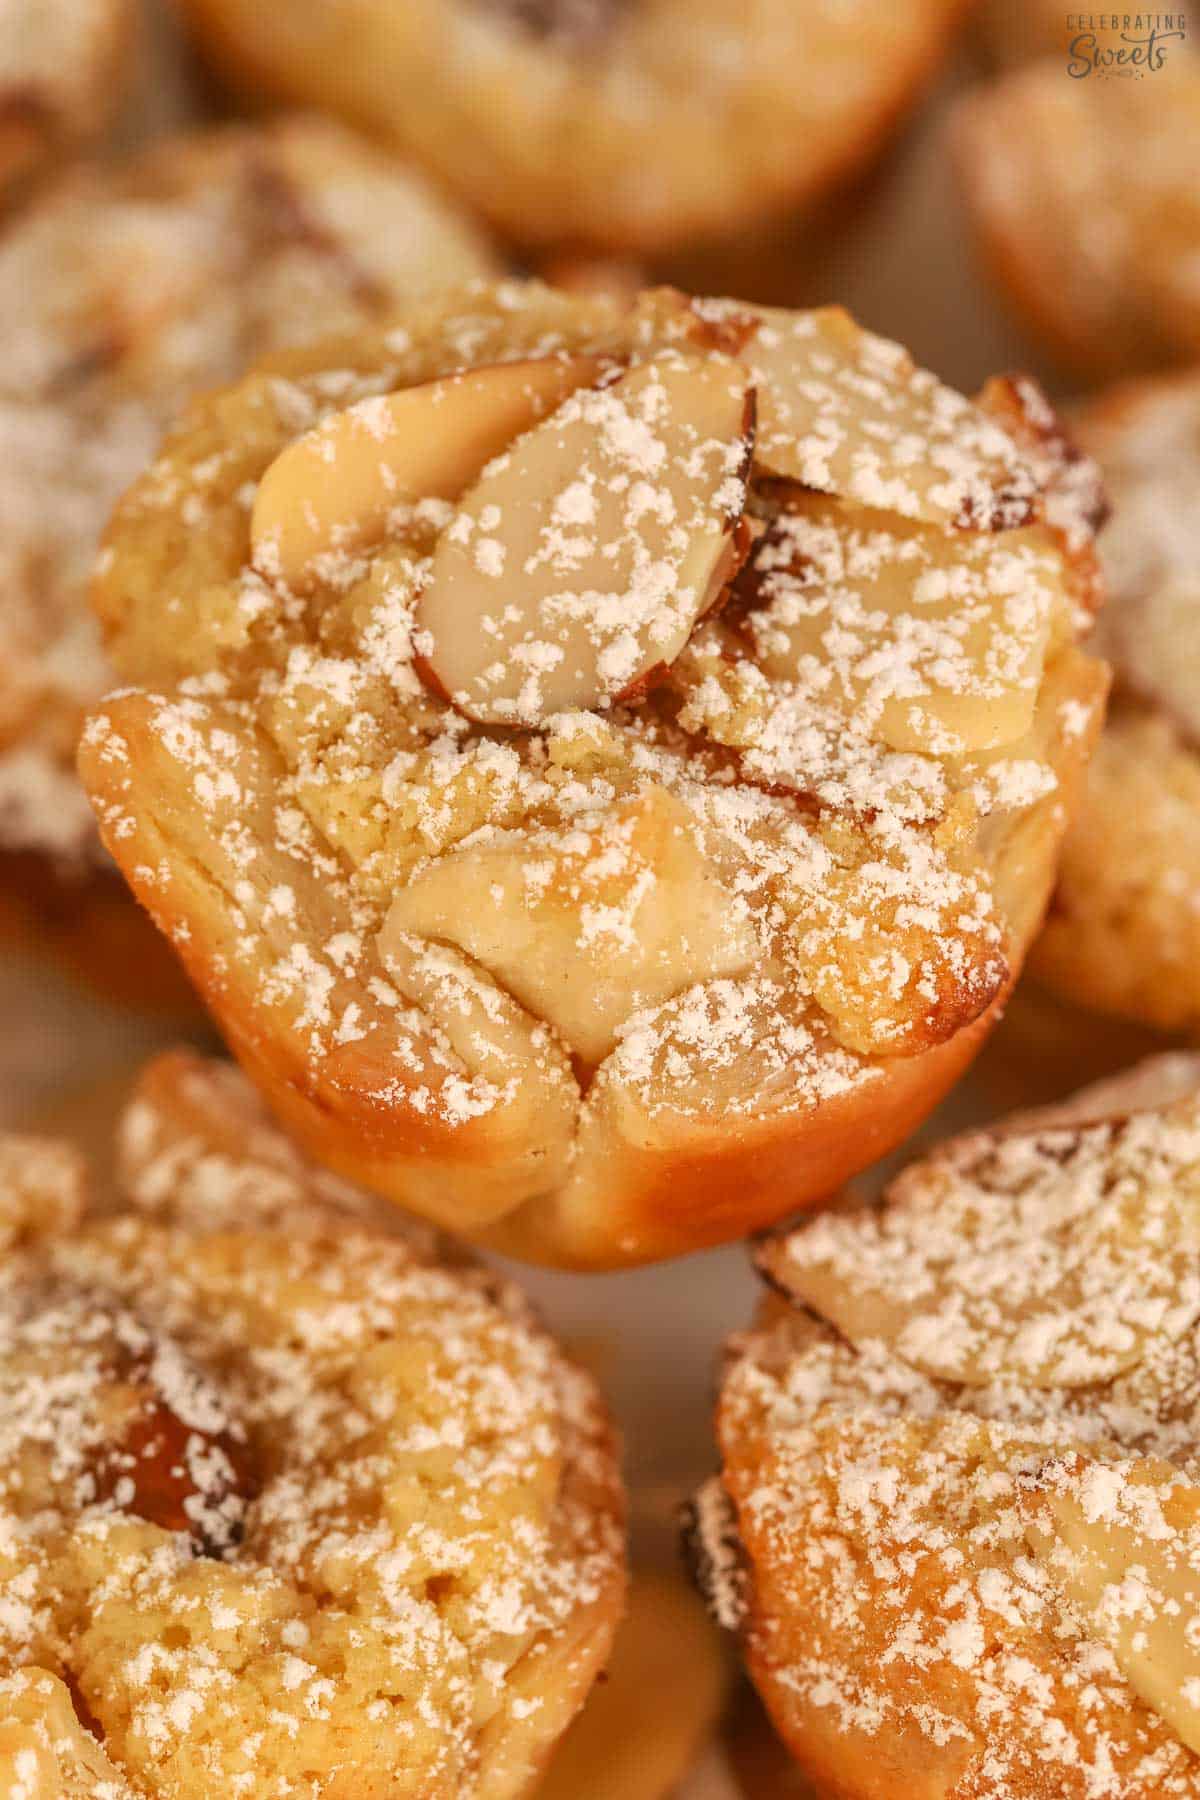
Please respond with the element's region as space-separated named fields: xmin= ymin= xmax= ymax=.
xmin=719 ymin=1056 xmax=1200 ymax=1796
xmin=0 ymin=1051 xmax=622 ymax=1796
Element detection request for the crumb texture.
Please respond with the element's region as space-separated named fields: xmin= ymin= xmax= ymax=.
xmin=0 ymin=1051 xmax=624 ymax=1799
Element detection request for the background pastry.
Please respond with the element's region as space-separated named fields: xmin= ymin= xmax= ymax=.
xmin=0 ymin=1047 xmax=624 ymax=1799
xmin=1030 ymin=370 xmax=1200 ymax=1034
xmin=712 ymin=1052 xmax=1200 ymax=1798
xmin=177 ymin=0 xmax=969 ymax=258
xmin=82 ymin=280 xmax=1107 ymax=1266
xmin=0 ymin=113 xmax=498 ymax=1008
xmin=955 ymin=55 xmax=1200 ymax=382
xmin=0 ymin=0 xmax=132 ymax=206
xmin=974 ymin=0 xmax=1194 ymax=69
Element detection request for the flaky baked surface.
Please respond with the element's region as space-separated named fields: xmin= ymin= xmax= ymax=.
xmin=1031 ymin=371 xmax=1200 ymax=1032
xmin=716 ymin=1053 xmax=1200 ymax=1799
xmin=0 ymin=115 xmax=496 ymax=998
xmin=956 ymin=57 xmax=1200 ymax=382
xmin=0 ymin=1049 xmax=624 ymax=1800
xmin=179 ymin=0 xmax=968 ymax=254
xmin=80 ymin=281 xmax=1107 ymax=1266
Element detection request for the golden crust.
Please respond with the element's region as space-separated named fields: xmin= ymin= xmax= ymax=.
xmin=178 ymin=0 xmax=968 ymax=255
xmin=716 ymin=1055 xmax=1200 ymax=1797
xmin=955 ymin=58 xmax=1200 ymax=382
xmin=0 ymin=1049 xmax=625 ymax=1799
xmin=80 ymin=282 xmax=1107 ymax=1268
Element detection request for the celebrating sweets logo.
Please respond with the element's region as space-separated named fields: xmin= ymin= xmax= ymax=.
xmin=1066 ymin=11 xmax=1188 ymax=74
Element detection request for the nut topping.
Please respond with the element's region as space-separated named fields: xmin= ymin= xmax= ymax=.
xmin=381 ymin=785 xmax=757 ymax=1063
xmin=738 ymin=495 xmax=1061 ymax=754
xmin=733 ymin=305 xmax=1038 ymax=531
xmin=757 ymin=1094 xmax=1200 ymax=1389
xmin=415 ymin=353 xmax=754 ymax=724
xmin=1021 ymin=1453 xmax=1200 ymax=1755
xmin=93 ymin=1361 xmax=258 ymax=1556
xmin=250 ymin=354 xmax=606 ymax=589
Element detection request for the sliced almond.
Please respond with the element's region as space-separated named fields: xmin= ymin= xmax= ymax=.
xmin=380 ymin=786 xmax=757 ymax=1066
xmin=416 ymin=353 xmax=753 ymax=725
xmin=737 ymin=306 xmax=1036 ymax=531
xmin=380 ymin=928 xmax=582 ymax=1126
xmin=741 ymin=495 xmax=1060 ymax=755
xmin=758 ymin=1095 xmax=1200 ymax=1389
xmin=250 ymin=355 xmax=606 ymax=588
xmin=1021 ymin=1453 xmax=1200 ymax=1754
xmin=537 ymin=1567 xmax=731 ymax=1800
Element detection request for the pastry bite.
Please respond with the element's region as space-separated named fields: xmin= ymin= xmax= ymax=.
xmin=0 ymin=1048 xmax=624 ymax=1800
xmin=80 ymin=281 xmax=1108 ymax=1268
xmin=0 ymin=0 xmax=132 ymax=206
xmin=0 ymin=114 xmax=498 ymax=1008
xmin=177 ymin=0 xmax=968 ymax=257
xmin=710 ymin=1051 xmax=1200 ymax=1799
xmin=1030 ymin=370 xmax=1200 ymax=1034
xmin=955 ymin=56 xmax=1200 ymax=381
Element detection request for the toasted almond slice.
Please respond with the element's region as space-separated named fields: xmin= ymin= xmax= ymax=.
xmin=537 ymin=1567 xmax=731 ymax=1800
xmin=738 ymin=306 xmax=1036 ymax=531
xmin=757 ymin=1094 xmax=1200 ymax=1389
xmin=380 ymin=786 xmax=757 ymax=1065
xmin=417 ymin=353 xmax=753 ymax=725
xmin=250 ymin=355 xmax=606 ymax=588
xmin=741 ymin=495 xmax=1060 ymax=755
xmin=1021 ymin=1454 xmax=1200 ymax=1754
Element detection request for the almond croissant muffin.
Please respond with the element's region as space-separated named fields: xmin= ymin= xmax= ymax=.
xmin=708 ymin=1052 xmax=1200 ymax=1800
xmin=0 ymin=115 xmax=498 ymax=1008
xmin=177 ymin=0 xmax=968 ymax=257
xmin=0 ymin=1048 xmax=624 ymax=1800
xmin=80 ymin=281 xmax=1109 ymax=1267
xmin=1030 ymin=370 xmax=1200 ymax=1036
xmin=956 ymin=55 xmax=1200 ymax=382
xmin=0 ymin=0 xmax=132 ymax=206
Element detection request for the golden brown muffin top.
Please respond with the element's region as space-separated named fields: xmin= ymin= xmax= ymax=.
xmin=719 ymin=1054 xmax=1200 ymax=1798
xmin=0 ymin=1052 xmax=624 ymax=1799
xmin=84 ymin=282 xmax=1105 ymax=1162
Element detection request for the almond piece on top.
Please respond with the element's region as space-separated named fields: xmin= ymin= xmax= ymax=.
xmin=741 ymin=305 xmax=1036 ymax=530
xmin=416 ymin=352 xmax=753 ymax=725
xmin=741 ymin=496 xmax=1063 ymax=755
xmin=250 ymin=354 xmax=606 ymax=589
xmin=380 ymin=784 xmax=758 ymax=1066
xmin=1021 ymin=1453 xmax=1200 ymax=1756
xmin=756 ymin=1093 xmax=1200 ymax=1390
